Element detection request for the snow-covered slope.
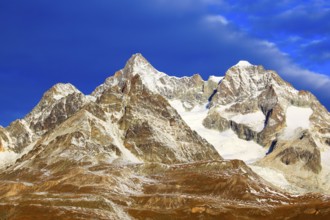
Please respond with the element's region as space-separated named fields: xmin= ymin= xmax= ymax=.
xmin=281 ymin=106 xmax=313 ymax=139
xmin=169 ymin=100 xmax=267 ymax=164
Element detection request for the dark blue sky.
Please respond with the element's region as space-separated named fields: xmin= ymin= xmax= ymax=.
xmin=1 ymin=0 xmax=329 ymax=126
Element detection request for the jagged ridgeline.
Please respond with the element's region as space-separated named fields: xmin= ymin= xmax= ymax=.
xmin=0 ymin=54 xmax=330 ymax=220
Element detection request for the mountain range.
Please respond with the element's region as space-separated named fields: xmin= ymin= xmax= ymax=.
xmin=0 ymin=53 xmax=330 ymax=219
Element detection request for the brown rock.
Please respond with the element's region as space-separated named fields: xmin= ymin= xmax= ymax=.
xmin=304 ymin=208 xmax=317 ymax=215
xmin=191 ymin=206 xmax=206 ymax=213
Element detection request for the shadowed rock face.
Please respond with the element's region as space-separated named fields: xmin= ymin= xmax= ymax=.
xmin=273 ymin=132 xmax=321 ymax=174
xmin=117 ymin=75 xmax=221 ymax=164
xmin=31 ymin=93 xmax=86 ymax=133
xmin=277 ymin=147 xmax=321 ymax=173
xmin=0 ymin=128 xmax=9 ymax=152
xmin=0 ymin=54 xmax=330 ymax=219
xmin=256 ymin=131 xmax=323 ymax=191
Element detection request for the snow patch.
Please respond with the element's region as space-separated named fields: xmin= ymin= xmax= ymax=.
xmin=250 ymin=165 xmax=305 ymax=194
xmin=213 ymin=129 xmax=267 ymax=163
xmin=208 ymin=75 xmax=224 ymax=83
xmin=0 ymin=141 xmax=37 ymax=169
xmin=0 ymin=151 xmax=19 ymax=169
xmin=321 ymin=147 xmax=330 ymax=170
xmin=216 ymin=104 xmax=234 ymax=112
xmin=86 ymin=95 xmax=96 ymax=103
xmin=230 ymin=111 xmax=265 ymax=132
xmin=282 ymin=106 xmax=313 ymax=139
xmin=235 ymin=60 xmax=253 ymax=68
xmin=51 ymin=83 xmax=79 ymax=100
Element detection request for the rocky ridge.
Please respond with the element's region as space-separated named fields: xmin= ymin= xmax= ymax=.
xmin=202 ymin=61 xmax=330 ymax=193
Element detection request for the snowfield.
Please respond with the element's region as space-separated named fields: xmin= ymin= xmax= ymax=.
xmin=169 ymin=100 xmax=312 ymax=194
xmin=208 ymin=75 xmax=224 ymax=83
xmin=249 ymin=165 xmax=305 ymax=194
xmin=0 ymin=141 xmax=36 ymax=169
xmin=229 ymin=111 xmax=265 ymax=132
xmin=0 ymin=151 xmax=18 ymax=169
xmin=169 ymin=100 xmax=267 ymax=164
xmin=282 ymin=106 xmax=313 ymax=139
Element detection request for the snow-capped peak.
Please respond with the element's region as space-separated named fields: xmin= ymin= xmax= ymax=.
xmin=124 ymin=53 xmax=164 ymax=77
xmin=126 ymin=53 xmax=148 ymax=67
xmin=47 ymin=83 xmax=81 ymax=100
xmin=235 ymin=60 xmax=253 ymax=68
xmin=121 ymin=53 xmax=168 ymax=92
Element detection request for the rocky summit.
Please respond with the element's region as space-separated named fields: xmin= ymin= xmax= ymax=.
xmin=0 ymin=53 xmax=330 ymax=220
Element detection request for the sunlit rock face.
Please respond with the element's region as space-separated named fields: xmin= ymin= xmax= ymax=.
xmin=0 ymin=53 xmax=330 ymax=219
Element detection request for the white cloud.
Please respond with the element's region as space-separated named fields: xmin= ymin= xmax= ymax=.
xmin=281 ymin=64 xmax=330 ymax=88
xmin=301 ymin=38 xmax=327 ymax=48
xmin=254 ymin=40 xmax=330 ymax=98
xmin=205 ymin=15 xmax=229 ymax=25
xmin=287 ymin=35 xmax=302 ymax=42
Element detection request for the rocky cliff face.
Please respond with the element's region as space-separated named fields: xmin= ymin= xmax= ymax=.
xmin=0 ymin=53 xmax=330 ymax=219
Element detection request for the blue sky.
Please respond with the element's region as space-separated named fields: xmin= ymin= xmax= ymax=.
xmin=0 ymin=0 xmax=329 ymax=126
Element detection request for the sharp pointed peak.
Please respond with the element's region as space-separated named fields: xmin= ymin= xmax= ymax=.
xmin=123 ymin=53 xmax=163 ymax=78
xmin=130 ymin=53 xmax=145 ymax=60
xmin=126 ymin=53 xmax=149 ymax=66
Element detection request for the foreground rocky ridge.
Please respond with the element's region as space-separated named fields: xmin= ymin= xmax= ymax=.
xmin=2 ymin=160 xmax=330 ymax=220
xmin=0 ymin=53 xmax=330 ymax=219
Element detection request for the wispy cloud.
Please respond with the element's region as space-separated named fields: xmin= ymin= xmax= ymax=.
xmin=204 ymin=15 xmax=229 ymax=25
